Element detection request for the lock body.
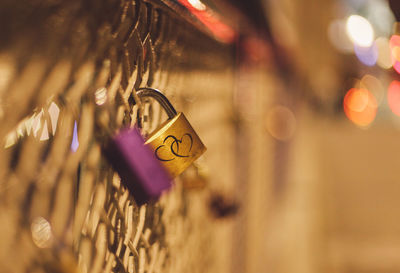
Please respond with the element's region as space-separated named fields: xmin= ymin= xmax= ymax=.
xmin=145 ymin=112 xmax=206 ymax=177
xmin=104 ymin=127 xmax=172 ymax=205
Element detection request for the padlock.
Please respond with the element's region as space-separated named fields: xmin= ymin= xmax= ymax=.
xmin=97 ymin=90 xmax=172 ymax=205
xmin=136 ymin=88 xmax=207 ymax=177
xmin=103 ymin=127 xmax=172 ymax=205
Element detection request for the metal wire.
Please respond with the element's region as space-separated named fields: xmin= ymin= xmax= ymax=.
xmin=137 ymin=88 xmax=177 ymax=119
xmin=0 ymin=0 xmax=234 ymax=272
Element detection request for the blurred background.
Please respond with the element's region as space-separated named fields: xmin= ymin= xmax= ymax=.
xmin=1 ymin=0 xmax=400 ymax=273
xmin=225 ymin=0 xmax=400 ymax=272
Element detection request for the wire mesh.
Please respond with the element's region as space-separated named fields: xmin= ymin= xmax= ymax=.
xmin=0 ymin=1 xmax=235 ymax=272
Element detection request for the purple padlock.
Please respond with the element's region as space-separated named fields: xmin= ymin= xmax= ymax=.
xmin=103 ymin=127 xmax=172 ymax=205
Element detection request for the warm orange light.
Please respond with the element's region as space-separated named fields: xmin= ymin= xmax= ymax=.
xmin=392 ymin=46 xmax=400 ymax=62
xmin=343 ymin=88 xmax=377 ymax=127
xmin=389 ymin=35 xmax=400 ymax=74
xmin=178 ymin=0 xmax=236 ymax=43
xmin=388 ymin=81 xmax=400 ymax=116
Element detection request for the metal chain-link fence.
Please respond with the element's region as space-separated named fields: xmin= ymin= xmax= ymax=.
xmin=0 ymin=1 xmax=235 ymax=272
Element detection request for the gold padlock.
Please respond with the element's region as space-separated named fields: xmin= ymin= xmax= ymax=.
xmin=137 ymin=88 xmax=206 ymax=177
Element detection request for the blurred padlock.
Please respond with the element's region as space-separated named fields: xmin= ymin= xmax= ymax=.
xmin=103 ymin=127 xmax=172 ymax=205
xmin=136 ymin=88 xmax=207 ymax=177
xmin=181 ymin=163 xmax=209 ymax=190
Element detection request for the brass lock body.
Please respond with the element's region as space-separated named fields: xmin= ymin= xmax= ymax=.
xmin=137 ymin=88 xmax=206 ymax=177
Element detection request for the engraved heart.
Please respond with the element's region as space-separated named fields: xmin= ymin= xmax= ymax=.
xmin=154 ymin=144 xmax=175 ymax=162
xmin=165 ymin=133 xmax=193 ymax=158
xmin=154 ymin=133 xmax=193 ymax=162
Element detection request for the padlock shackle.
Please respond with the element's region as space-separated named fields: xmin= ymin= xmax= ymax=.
xmin=136 ymin=88 xmax=177 ymax=119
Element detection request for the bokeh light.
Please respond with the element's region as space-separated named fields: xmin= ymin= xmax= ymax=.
xmin=178 ymin=0 xmax=236 ymax=43
xmin=388 ymin=81 xmax=400 ymax=116
xmin=328 ymin=19 xmax=354 ymax=53
xmin=346 ymin=15 xmax=374 ymax=47
xmin=375 ymin=37 xmax=392 ymax=69
xmin=31 ymin=217 xmax=53 ymax=248
xmin=346 ymin=0 xmax=364 ymax=9
xmin=389 ymin=35 xmax=400 ymax=74
xmin=365 ymin=0 xmax=395 ymax=37
xmin=392 ymin=46 xmax=400 ymax=62
xmin=354 ymin=43 xmax=378 ymax=66
xmin=266 ymin=106 xmax=296 ymax=141
xmin=343 ymin=88 xmax=377 ymax=127
xmin=360 ymin=74 xmax=384 ymax=104
xmin=188 ymin=0 xmax=206 ymax=11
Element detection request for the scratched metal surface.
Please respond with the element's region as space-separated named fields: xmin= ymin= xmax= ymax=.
xmin=0 ymin=1 xmax=236 ymax=272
